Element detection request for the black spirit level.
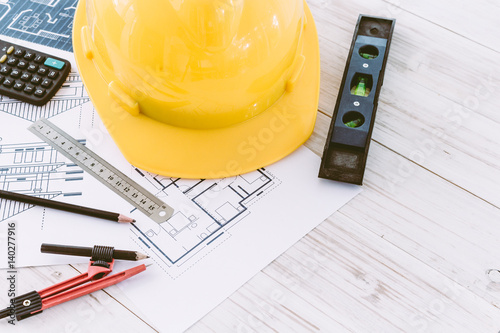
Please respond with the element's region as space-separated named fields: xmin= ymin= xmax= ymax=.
xmin=319 ymin=15 xmax=396 ymax=185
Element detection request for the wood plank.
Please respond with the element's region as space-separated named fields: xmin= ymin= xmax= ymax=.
xmin=309 ymin=112 xmax=500 ymax=305
xmin=188 ymin=208 xmax=500 ymax=332
xmin=382 ymin=0 xmax=500 ymax=52
xmin=308 ymin=0 xmax=500 ymax=205
xmin=345 ymin=142 xmax=500 ymax=304
xmin=183 ymin=111 xmax=500 ymax=331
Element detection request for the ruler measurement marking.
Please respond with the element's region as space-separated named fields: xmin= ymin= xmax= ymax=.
xmin=29 ymin=119 xmax=174 ymax=223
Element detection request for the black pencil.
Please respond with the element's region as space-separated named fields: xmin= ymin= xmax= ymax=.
xmin=0 ymin=190 xmax=135 ymax=223
xmin=41 ymin=243 xmax=149 ymax=261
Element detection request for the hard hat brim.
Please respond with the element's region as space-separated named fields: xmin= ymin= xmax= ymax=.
xmin=73 ymin=0 xmax=320 ymax=179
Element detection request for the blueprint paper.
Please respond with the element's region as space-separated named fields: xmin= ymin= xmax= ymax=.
xmin=0 ymin=66 xmax=134 ymax=267
xmin=0 ymin=1 xmax=361 ymax=331
xmin=0 ymin=0 xmax=76 ymax=52
xmin=0 ymin=3 xmax=134 ymax=266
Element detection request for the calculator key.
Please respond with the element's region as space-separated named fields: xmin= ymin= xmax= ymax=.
xmin=41 ymin=79 xmax=53 ymax=88
xmin=27 ymin=64 xmax=38 ymax=72
xmin=13 ymin=82 xmax=25 ymax=91
xmin=24 ymin=84 xmax=35 ymax=95
xmin=0 ymin=40 xmax=71 ymax=105
xmin=24 ymin=52 xmax=35 ymax=61
xmin=14 ymin=49 xmax=25 ymax=57
xmin=20 ymin=73 xmax=32 ymax=82
xmin=3 ymin=78 xmax=14 ymax=87
xmin=17 ymin=60 xmax=28 ymax=69
xmin=0 ymin=66 xmax=11 ymax=75
xmin=34 ymin=55 xmax=45 ymax=63
xmin=44 ymin=58 xmax=65 ymax=70
xmin=10 ymin=69 xmax=21 ymax=78
xmin=31 ymin=75 xmax=42 ymax=85
xmin=34 ymin=88 xmax=46 ymax=97
xmin=37 ymin=67 xmax=48 ymax=76
xmin=48 ymin=70 xmax=59 ymax=79
xmin=7 ymin=58 xmax=18 ymax=66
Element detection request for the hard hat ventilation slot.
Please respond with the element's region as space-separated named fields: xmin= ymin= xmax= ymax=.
xmin=108 ymin=82 xmax=140 ymax=116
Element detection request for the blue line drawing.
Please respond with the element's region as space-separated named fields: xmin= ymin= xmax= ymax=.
xmin=206 ymin=232 xmax=224 ymax=246
xmin=129 ymin=168 xmax=281 ymax=276
xmin=0 ymin=139 xmax=86 ymax=222
xmin=0 ymin=0 xmax=77 ymax=52
xmin=63 ymin=192 xmax=82 ymax=197
xmin=0 ymin=73 xmax=90 ymax=122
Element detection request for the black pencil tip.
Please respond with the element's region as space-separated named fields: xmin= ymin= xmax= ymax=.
xmin=132 ymin=219 xmax=136 ymax=223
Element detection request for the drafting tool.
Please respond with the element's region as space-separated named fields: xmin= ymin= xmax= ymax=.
xmin=0 ymin=245 xmax=146 ymax=321
xmin=319 ymin=15 xmax=395 ymax=185
xmin=28 ymin=118 xmax=174 ymax=223
xmin=0 ymin=189 xmax=135 ymax=223
xmin=41 ymin=243 xmax=149 ymax=261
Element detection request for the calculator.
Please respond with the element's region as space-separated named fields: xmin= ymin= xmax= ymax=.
xmin=0 ymin=39 xmax=71 ymax=106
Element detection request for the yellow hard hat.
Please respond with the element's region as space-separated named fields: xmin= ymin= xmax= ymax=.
xmin=73 ymin=0 xmax=320 ymax=179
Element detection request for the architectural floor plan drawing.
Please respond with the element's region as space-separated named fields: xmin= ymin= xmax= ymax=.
xmin=0 ymin=139 xmax=85 ymax=222
xmin=0 ymin=72 xmax=90 ymax=122
xmin=0 ymin=0 xmax=90 ymax=229
xmin=0 ymin=0 xmax=76 ymax=52
xmin=0 ymin=72 xmax=90 ymax=223
xmin=129 ymin=168 xmax=281 ymax=277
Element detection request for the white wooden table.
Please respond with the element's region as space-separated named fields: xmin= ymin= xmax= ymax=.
xmin=2 ymin=0 xmax=500 ymax=331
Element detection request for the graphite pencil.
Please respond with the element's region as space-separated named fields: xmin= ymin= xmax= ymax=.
xmin=41 ymin=243 xmax=149 ymax=261
xmin=0 ymin=189 xmax=135 ymax=223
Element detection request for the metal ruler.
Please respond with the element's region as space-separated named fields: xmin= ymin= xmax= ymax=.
xmin=29 ymin=118 xmax=174 ymax=223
